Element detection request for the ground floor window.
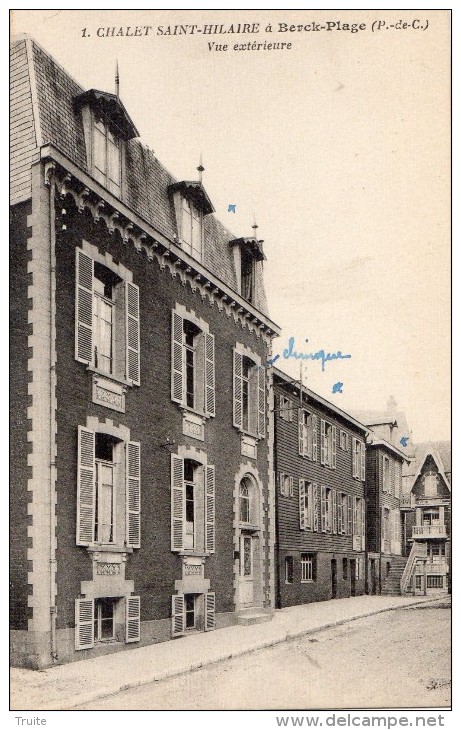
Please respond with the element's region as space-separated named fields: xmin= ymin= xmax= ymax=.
xmin=184 ymin=593 xmax=197 ymax=629
xmin=94 ymin=597 xmax=115 ymax=642
xmin=285 ymin=556 xmax=294 ymax=584
xmin=427 ymin=575 xmax=444 ymax=589
xmin=415 ymin=576 xmax=422 ymax=590
xmin=301 ymin=553 xmax=315 ymax=582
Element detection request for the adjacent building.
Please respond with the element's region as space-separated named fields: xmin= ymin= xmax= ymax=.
xmin=10 ymin=36 xmax=280 ymax=668
xmin=273 ymin=369 xmax=368 ymax=607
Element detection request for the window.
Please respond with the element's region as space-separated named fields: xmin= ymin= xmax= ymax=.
xmin=181 ymin=198 xmax=202 ymax=260
xmin=279 ymin=395 xmax=293 ymax=422
xmin=343 ymin=558 xmax=348 ymax=580
xmin=352 ymin=438 xmax=365 ymax=481
xmin=321 ymin=486 xmax=334 ymax=532
xmin=382 ymin=455 xmax=391 ymax=493
xmin=299 ymin=480 xmax=315 ymax=530
xmin=171 ymin=454 xmax=215 ymax=553
xmin=382 ymin=507 xmax=390 ymax=546
xmin=301 ymin=554 xmax=315 ymax=582
xmin=239 ymin=479 xmax=250 ymax=523
xmin=424 ymin=471 xmax=438 ymax=497
xmin=171 ymin=308 xmax=215 ymax=417
xmin=352 ymin=497 xmax=365 ymax=548
xmin=340 ymin=493 xmax=348 ymax=535
xmin=299 ymin=409 xmax=318 ymax=459
xmin=340 ymin=430 xmax=348 ymax=450
xmin=320 ymin=420 xmax=337 ymax=468
xmin=184 ymin=594 xmax=197 ymax=630
xmin=428 ymin=543 xmax=445 ymax=562
xmin=76 ymin=426 xmax=140 ymax=549
xmin=94 ymin=597 xmax=115 ymax=642
xmin=233 ymin=346 xmax=265 ymax=437
xmin=241 ymin=247 xmax=255 ymax=302
xmin=93 ymin=118 xmax=121 ymax=195
xmin=171 ymin=592 xmax=216 ymax=637
xmin=356 ymin=558 xmax=363 ymax=581
xmin=395 ymin=461 xmax=402 ymax=499
xmin=285 ymin=556 xmax=294 ymax=584
xmin=75 ymin=595 xmax=140 ymax=650
xmin=427 ymin=575 xmax=443 ymax=589
xmin=422 ymin=509 xmax=440 ymax=526
xmin=76 ymin=248 xmax=140 ymax=385
xmin=280 ymin=473 xmax=294 ymax=498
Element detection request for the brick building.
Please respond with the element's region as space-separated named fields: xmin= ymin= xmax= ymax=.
xmin=273 ymin=369 xmax=368 ymax=607
xmin=10 ymin=36 xmax=280 ymax=668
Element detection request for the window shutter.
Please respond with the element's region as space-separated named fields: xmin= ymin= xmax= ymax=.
xmin=171 ymin=594 xmax=185 ymax=637
xmin=320 ymin=420 xmax=326 ymax=464
xmin=320 ymin=485 xmax=326 ymax=532
xmin=332 ymin=490 xmax=337 ymax=534
xmin=308 ymin=483 xmax=314 ymax=529
xmin=313 ymin=483 xmax=319 ymax=532
xmin=352 ymin=439 xmax=357 ymax=478
xmin=312 ymin=415 xmax=318 ymax=461
xmin=352 ymin=497 xmax=357 ymax=537
xmin=204 ymin=332 xmax=216 ymax=417
xmin=332 ymin=427 xmax=337 ymax=469
xmin=126 ymin=441 xmax=141 ymax=548
xmin=233 ymin=349 xmax=243 ymax=428
xmin=75 ymin=249 xmax=93 ymax=363
xmin=75 ymin=598 xmax=94 ymax=650
xmin=361 ymin=499 xmax=366 ymax=550
xmin=348 ymin=495 xmax=353 ymax=536
xmin=381 ymin=506 xmax=385 ymax=550
xmin=205 ymin=592 xmax=216 ymax=631
xmin=205 ymin=464 xmax=215 ymax=553
xmin=171 ymin=310 xmax=184 ymax=404
xmin=360 ymin=442 xmax=365 ymax=482
xmin=76 ymin=426 xmax=95 ymax=546
xmin=299 ymin=479 xmax=306 ymax=530
xmin=289 ymin=476 xmax=294 ymax=498
xmin=126 ymin=595 xmax=141 ymax=643
xmin=257 ymin=366 xmax=266 ymax=438
xmin=298 ymin=409 xmax=304 ymax=456
xmin=171 ymin=454 xmax=184 ymax=551
xmin=338 ymin=494 xmax=343 ymax=534
xmin=126 ymin=282 xmax=140 ymax=385
xmin=279 ymin=472 xmax=285 ymax=497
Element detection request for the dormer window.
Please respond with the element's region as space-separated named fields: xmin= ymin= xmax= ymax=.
xmin=93 ymin=118 xmax=121 ymax=195
xmin=241 ymin=247 xmax=255 ymax=302
xmin=229 ymin=237 xmax=266 ymax=305
xmin=181 ymin=198 xmax=202 ymax=260
xmin=169 ymin=181 xmax=214 ymax=263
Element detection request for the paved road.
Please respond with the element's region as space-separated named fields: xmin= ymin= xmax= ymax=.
xmin=77 ymin=604 xmax=450 ymax=710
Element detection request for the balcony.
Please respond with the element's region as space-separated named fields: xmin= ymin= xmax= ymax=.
xmin=412 ymin=524 xmax=447 ymax=539
xmin=415 ymin=561 xmax=448 ymax=575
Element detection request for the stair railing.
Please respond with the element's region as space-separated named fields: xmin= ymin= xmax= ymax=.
xmin=400 ymin=542 xmax=427 ymax=594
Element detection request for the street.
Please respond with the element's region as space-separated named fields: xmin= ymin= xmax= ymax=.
xmin=76 ymin=603 xmax=450 ymax=710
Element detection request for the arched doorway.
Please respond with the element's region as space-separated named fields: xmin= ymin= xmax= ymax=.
xmin=236 ymin=474 xmax=262 ymax=610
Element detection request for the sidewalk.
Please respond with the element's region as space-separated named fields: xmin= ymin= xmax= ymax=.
xmin=10 ymin=593 xmax=448 ymax=710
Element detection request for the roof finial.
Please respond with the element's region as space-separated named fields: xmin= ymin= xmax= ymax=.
xmin=115 ymin=59 xmax=120 ymax=98
xmin=252 ymin=211 xmax=258 ymax=241
xmin=197 ymin=153 xmax=204 ymax=184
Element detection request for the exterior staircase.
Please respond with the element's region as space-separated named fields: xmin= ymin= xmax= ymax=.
xmin=237 ymin=607 xmax=273 ymax=625
xmin=381 ymin=556 xmax=408 ymax=595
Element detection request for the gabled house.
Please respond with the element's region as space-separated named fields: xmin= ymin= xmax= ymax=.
xmin=10 ymin=35 xmax=280 ymax=668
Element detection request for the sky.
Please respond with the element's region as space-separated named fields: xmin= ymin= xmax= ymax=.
xmin=10 ymin=8 xmax=451 ymax=443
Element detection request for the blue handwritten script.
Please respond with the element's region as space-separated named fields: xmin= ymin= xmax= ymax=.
xmin=282 ymin=337 xmax=352 ymax=372
xmin=332 ymin=382 xmax=344 ymax=394
xmin=228 ymin=204 xmax=236 ymax=213
xmin=400 ymin=436 xmax=409 ymax=448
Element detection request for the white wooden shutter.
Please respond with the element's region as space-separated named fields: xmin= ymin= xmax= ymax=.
xmin=299 ymin=479 xmax=306 ymax=530
xmin=320 ymin=420 xmax=326 ymax=464
xmin=320 ymin=485 xmax=326 ymax=532
xmin=75 ymin=598 xmax=94 ymax=650
xmin=205 ymin=464 xmax=215 ymax=553
xmin=312 ymin=414 xmax=318 ymax=461
xmin=332 ymin=427 xmax=337 ymax=469
xmin=126 ymin=441 xmax=141 ymax=548
xmin=362 ymin=499 xmax=366 ymax=550
xmin=171 ymin=594 xmax=185 ymax=637
xmin=205 ymin=592 xmax=216 ymax=631
xmin=279 ymin=472 xmax=285 ymax=497
xmin=126 ymin=595 xmax=141 ymax=643
xmin=348 ymin=495 xmax=353 ymax=536
xmin=289 ymin=476 xmax=294 ymax=498
xmin=352 ymin=439 xmax=358 ymax=478
xmin=313 ymin=483 xmax=319 ymax=532
xmin=126 ymin=282 xmax=140 ymax=385
xmin=76 ymin=426 xmax=95 ymax=546
xmin=352 ymin=497 xmax=357 ymax=537
xmin=257 ymin=366 xmax=266 ymax=438
xmin=338 ymin=494 xmax=343 ymax=533
xmin=233 ymin=350 xmax=243 ymax=428
xmin=298 ymin=409 xmax=304 ymax=456
xmin=171 ymin=454 xmax=184 ymax=551
xmin=75 ymin=249 xmax=93 ymax=363
xmin=360 ymin=442 xmax=366 ymax=481
xmin=171 ymin=310 xmax=184 ymax=404
xmin=204 ymin=332 xmax=216 ymax=416
xmin=332 ymin=490 xmax=337 ymax=534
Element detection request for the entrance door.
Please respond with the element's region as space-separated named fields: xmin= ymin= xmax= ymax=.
xmin=331 ymin=559 xmax=337 ymax=598
xmin=239 ymin=533 xmax=254 ymax=607
xmin=370 ymin=559 xmax=377 ymax=595
xmin=350 ymin=560 xmax=356 ymax=597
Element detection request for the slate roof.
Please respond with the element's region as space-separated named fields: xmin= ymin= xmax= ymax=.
xmin=403 ymin=441 xmax=451 ymax=484
xmin=10 ymin=36 xmax=269 ymax=317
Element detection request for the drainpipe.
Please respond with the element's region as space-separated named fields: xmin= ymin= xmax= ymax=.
xmin=48 ymin=168 xmax=58 ymax=662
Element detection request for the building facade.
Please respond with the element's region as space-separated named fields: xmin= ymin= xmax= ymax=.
xmin=273 ymin=370 xmax=368 ymax=607
xmin=10 ymin=36 xmax=280 ymax=668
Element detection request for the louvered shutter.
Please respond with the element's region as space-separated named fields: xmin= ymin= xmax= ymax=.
xmin=76 ymin=426 xmax=95 ymax=546
xmin=126 ymin=441 xmax=141 ymax=548
xmin=313 ymin=483 xmax=319 ymax=532
xmin=205 ymin=464 xmax=215 ymax=553
xmin=332 ymin=490 xmax=337 ymax=534
xmin=337 ymin=494 xmax=343 ymax=534
xmin=361 ymin=500 xmax=366 ymax=550
xmin=75 ymin=598 xmax=94 ymax=650
xmin=360 ymin=442 xmax=365 ymax=481
xmin=205 ymin=592 xmax=216 ymax=631
xmin=289 ymin=476 xmax=294 ymax=498
xmin=233 ymin=350 xmax=243 ymax=428
xmin=312 ymin=415 xmax=318 ymax=461
xmin=126 ymin=596 xmax=141 ymax=643
xmin=299 ymin=479 xmax=306 ymax=530
xmin=320 ymin=485 xmax=326 ymax=532
xmin=279 ymin=472 xmax=285 ymax=497
xmin=75 ymin=249 xmax=93 ymax=363
xmin=171 ymin=454 xmax=184 ymax=551
xmin=298 ymin=409 xmax=304 ymax=456
xmin=320 ymin=420 xmax=326 ymax=464
xmin=171 ymin=594 xmax=185 ymax=637
xmin=332 ymin=427 xmax=337 ymax=469
xmin=171 ymin=310 xmax=184 ymax=404
xmin=352 ymin=497 xmax=357 ymax=537
xmin=204 ymin=332 xmax=216 ymax=416
xmin=352 ymin=439 xmax=358 ymax=478
xmin=348 ymin=495 xmax=353 ymax=536
xmin=257 ymin=366 xmax=266 ymax=437
xmin=126 ymin=282 xmax=140 ymax=385
xmin=381 ymin=506 xmax=385 ymax=551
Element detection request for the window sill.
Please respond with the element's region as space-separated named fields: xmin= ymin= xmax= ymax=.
xmin=179 ymin=405 xmax=210 ymax=421
xmin=239 ymin=523 xmax=260 ymax=532
xmin=179 ymin=550 xmax=210 ymax=558
xmin=87 ymin=544 xmax=134 ymax=554
xmin=87 ymin=365 xmax=132 ymax=388
xmin=301 ymin=580 xmax=314 ymax=584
